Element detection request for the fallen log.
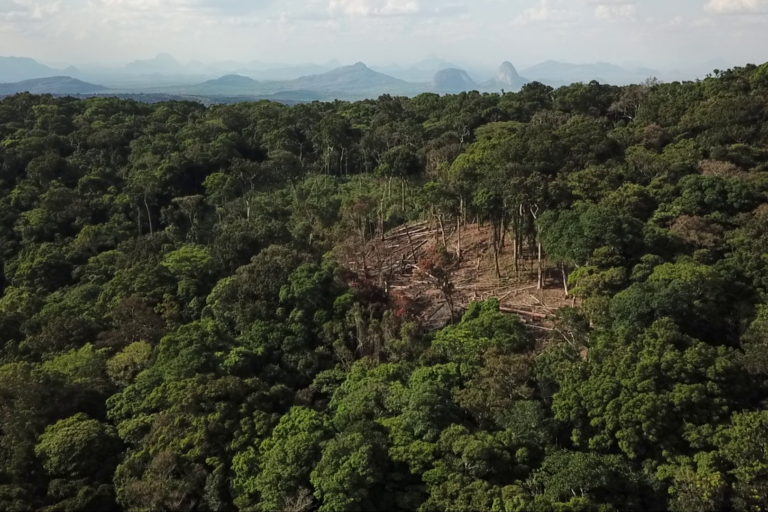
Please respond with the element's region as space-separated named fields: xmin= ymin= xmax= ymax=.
xmin=386 ymin=228 xmax=431 ymax=241
xmin=500 ymin=307 xmax=548 ymax=319
xmin=495 ymin=290 xmax=515 ymax=304
xmin=386 ymin=221 xmax=429 ymax=236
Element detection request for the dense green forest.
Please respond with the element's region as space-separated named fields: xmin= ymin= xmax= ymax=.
xmin=1 ymin=62 xmax=768 ymax=512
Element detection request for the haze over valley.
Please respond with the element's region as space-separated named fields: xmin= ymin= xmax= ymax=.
xmin=0 ymin=52 xmax=739 ymax=102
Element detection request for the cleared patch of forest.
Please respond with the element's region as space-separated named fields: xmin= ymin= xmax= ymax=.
xmin=344 ymin=220 xmax=573 ymax=331
xmin=1 ymin=61 xmax=768 ymax=511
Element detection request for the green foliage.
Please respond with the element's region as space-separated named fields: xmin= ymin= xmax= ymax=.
xmin=311 ymin=425 xmax=392 ymax=512
xmin=106 ymin=341 xmax=153 ymax=387
xmin=2 ymin=66 xmax=768 ymax=511
xmin=35 ymin=413 xmax=120 ymax=479
xmin=553 ymin=319 xmax=739 ymax=462
xmin=529 ymin=451 xmax=646 ymax=510
xmin=429 ymin=300 xmax=532 ymax=368
xmin=253 ymin=407 xmax=332 ymax=511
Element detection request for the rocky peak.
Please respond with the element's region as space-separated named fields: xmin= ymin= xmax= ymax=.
xmin=496 ymin=62 xmax=521 ymax=86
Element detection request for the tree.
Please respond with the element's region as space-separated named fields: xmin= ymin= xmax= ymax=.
xmin=528 ymin=451 xmax=646 ymax=510
xmin=553 ymin=318 xmax=740 ymax=463
xmin=35 ymin=413 xmax=121 ymax=510
xmin=311 ymin=425 xmax=393 ymax=512
xmin=713 ymin=411 xmax=768 ymax=511
xmin=252 ymin=407 xmax=332 ymax=511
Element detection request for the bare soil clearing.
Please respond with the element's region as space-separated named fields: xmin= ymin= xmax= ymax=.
xmin=342 ymin=221 xmax=576 ymax=332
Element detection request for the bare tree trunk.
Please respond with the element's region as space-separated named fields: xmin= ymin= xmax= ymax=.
xmin=537 ymin=240 xmax=544 ymax=290
xmin=513 ymin=228 xmax=518 ymax=273
xmin=529 ymin=206 xmax=543 ymax=290
xmin=515 ymin=205 xmax=523 ymax=273
xmin=562 ymin=264 xmax=570 ymax=298
xmin=144 ymin=195 xmax=153 ymax=235
xmin=456 ymin=217 xmax=462 ymax=261
xmin=438 ymin=215 xmax=447 ymax=248
xmin=500 ymin=211 xmax=507 ymax=250
xmin=446 ymin=294 xmax=455 ymax=324
xmin=492 ymin=226 xmax=501 ymax=279
xmin=495 ymin=248 xmax=501 ymax=279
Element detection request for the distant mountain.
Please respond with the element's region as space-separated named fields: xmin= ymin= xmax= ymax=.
xmin=484 ymin=62 xmax=529 ymax=92
xmin=631 ymin=67 xmax=660 ymax=77
xmin=0 ymin=56 xmax=65 ymax=82
xmin=0 ymin=76 xmax=108 ymax=95
xmin=204 ymin=60 xmax=246 ymax=74
xmin=0 ymin=55 xmax=696 ymax=102
xmin=202 ymin=74 xmax=258 ymax=87
xmin=183 ymin=74 xmax=259 ymax=95
xmin=411 ymin=54 xmax=460 ymax=71
xmin=372 ymin=55 xmax=462 ymax=82
xmin=247 ymin=64 xmax=335 ymax=81
xmin=186 ymin=60 xmax=207 ymax=73
xmin=246 ymin=61 xmax=276 ymax=71
xmin=282 ymin=63 xmax=414 ymax=93
xmin=62 ymin=65 xmax=83 ymax=77
xmin=522 ymin=60 xmax=660 ymax=85
xmin=125 ymin=54 xmax=187 ymax=75
xmin=164 ymin=63 xmax=419 ymax=99
xmin=496 ymin=62 xmax=527 ymax=88
xmin=661 ymin=59 xmax=730 ymax=82
xmin=431 ymin=68 xmax=477 ymax=92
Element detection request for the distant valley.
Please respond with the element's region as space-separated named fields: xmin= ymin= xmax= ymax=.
xmin=0 ymin=53 xmax=732 ymax=103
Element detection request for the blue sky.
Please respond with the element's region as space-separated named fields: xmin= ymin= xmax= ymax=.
xmin=0 ymin=0 xmax=766 ymax=68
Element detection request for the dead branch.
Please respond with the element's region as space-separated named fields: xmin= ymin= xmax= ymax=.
xmin=500 ymin=307 xmax=548 ymax=319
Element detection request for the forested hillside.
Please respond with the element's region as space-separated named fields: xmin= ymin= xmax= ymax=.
xmin=1 ymin=63 xmax=768 ymax=512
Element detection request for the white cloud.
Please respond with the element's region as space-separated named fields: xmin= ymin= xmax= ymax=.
xmin=328 ymin=0 xmax=420 ymax=17
xmin=430 ymin=3 xmax=466 ymax=17
xmin=582 ymin=0 xmax=638 ymax=20
xmin=691 ymin=17 xmax=716 ymax=26
xmin=511 ymin=0 xmax=579 ymax=26
xmin=595 ymin=4 xmax=637 ymax=19
xmin=0 ymin=0 xmax=60 ymax=22
xmin=325 ymin=0 xmax=465 ymax=19
xmin=0 ymin=0 xmax=766 ymax=73
xmin=99 ymin=0 xmax=271 ymax=15
xmin=705 ymin=0 xmax=764 ymax=14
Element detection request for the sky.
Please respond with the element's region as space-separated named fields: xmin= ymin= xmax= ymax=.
xmin=0 ymin=0 xmax=766 ymax=69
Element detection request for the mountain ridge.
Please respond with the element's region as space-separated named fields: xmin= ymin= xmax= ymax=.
xmin=483 ymin=62 xmax=529 ymax=92
xmin=0 ymin=56 xmax=68 ymax=83
xmin=431 ymin=68 xmax=477 ymax=92
xmin=202 ymin=74 xmax=258 ymax=87
xmin=0 ymin=76 xmax=108 ymax=95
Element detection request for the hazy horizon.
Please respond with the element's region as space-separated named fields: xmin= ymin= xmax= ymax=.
xmin=1 ymin=0 xmax=767 ymax=72
xmin=26 ymin=54 xmax=742 ymax=76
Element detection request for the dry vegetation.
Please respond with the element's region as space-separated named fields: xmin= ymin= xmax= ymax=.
xmin=341 ymin=220 xmax=577 ymax=332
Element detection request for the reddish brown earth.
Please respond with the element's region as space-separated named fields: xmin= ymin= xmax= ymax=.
xmin=340 ymin=220 xmax=577 ymax=333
